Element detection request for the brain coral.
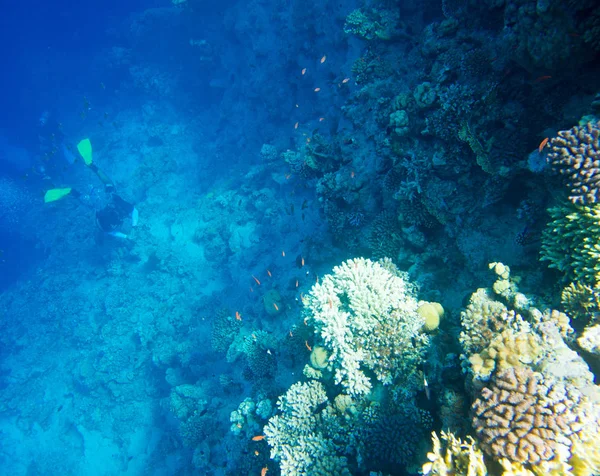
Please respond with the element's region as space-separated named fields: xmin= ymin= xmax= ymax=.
xmin=547 ymin=121 xmax=600 ymax=205
xmin=305 ymin=257 xmax=428 ymax=395
xmin=472 ymin=367 xmax=593 ymax=469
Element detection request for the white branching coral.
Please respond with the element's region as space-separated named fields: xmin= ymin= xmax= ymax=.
xmin=305 ymin=257 xmax=429 ymax=395
xmin=263 ymin=381 xmax=351 ymax=475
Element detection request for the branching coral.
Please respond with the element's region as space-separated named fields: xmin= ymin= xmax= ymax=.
xmin=422 ymin=431 xmax=487 ymax=476
xmin=540 ymin=202 xmax=600 ymax=286
xmin=263 ymin=381 xmax=351 ymax=475
xmin=304 ymin=258 xmax=429 ymax=395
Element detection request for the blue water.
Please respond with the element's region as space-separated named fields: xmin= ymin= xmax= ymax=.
xmin=1 ymin=0 xmax=600 ymax=475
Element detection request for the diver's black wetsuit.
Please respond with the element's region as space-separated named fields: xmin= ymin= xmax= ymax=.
xmin=96 ymin=194 xmax=134 ymax=233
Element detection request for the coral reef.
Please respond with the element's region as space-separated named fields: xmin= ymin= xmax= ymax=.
xmin=263 ymin=381 xmax=351 ymax=476
xmin=304 ymin=257 xmax=429 ymax=395
xmin=422 ymin=431 xmax=487 ymax=476
xmin=540 ymin=202 xmax=600 ymax=286
xmin=547 ymin=122 xmax=600 ymax=205
xmin=472 ymin=366 xmax=599 ymax=474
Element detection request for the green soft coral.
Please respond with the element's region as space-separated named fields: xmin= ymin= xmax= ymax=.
xmin=540 ymin=202 xmax=600 ymax=286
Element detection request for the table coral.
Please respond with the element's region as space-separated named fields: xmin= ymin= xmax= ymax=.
xmin=304 ymin=258 xmax=428 ymax=395
xmin=547 ymin=122 xmax=600 ymax=206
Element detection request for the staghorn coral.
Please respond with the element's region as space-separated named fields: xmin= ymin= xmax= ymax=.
xmin=422 ymin=431 xmax=487 ymax=476
xmin=471 ymin=367 xmax=596 ymax=470
xmin=547 ymin=122 xmax=600 ymax=205
xmin=540 ymin=202 xmax=600 ymax=286
xmin=305 ymin=258 xmax=429 ymax=395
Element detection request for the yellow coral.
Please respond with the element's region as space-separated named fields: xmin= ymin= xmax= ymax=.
xmin=569 ymin=428 xmax=600 ymax=476
xmin=422 ymin=431 xmax=487 ymax=476
xmin=468 ymin=327 xmax=542 ymax=380
xmin=309 ymin=345 xmax=329 ymax=370
xmin=418 ymin=301 xmax=444 ymax=332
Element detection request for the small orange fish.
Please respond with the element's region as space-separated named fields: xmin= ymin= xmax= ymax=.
xmin=261 ymin=467 xmax=268 ymax=476
xmin=320 ymin=55 xmax=326 ymax=63
xmin=314 ymin=87 xmax=320 ymax=92
xmin=301 ymin=257 xmax=305 ymax=267
xmin=350 ymin=170 xmax=355 ymax=178
xmin=534 ymin=75 xmax=552 ymax=83
xmin=538 ymin=137 xmax=549 ymax=153
xmin=273 ymin=303 xmax=279 ymax=311
xmin=342 ymin=77 xmax=350 ymax=83
xmin=285 ymin=173 xmax=291 ymax=179
xmin=295 ymin=279 xmax=299 ymax=288
xmin=267 ymin=270 xmax=272 ymax=278
xmin=252 ymin=435 xmax=266 ymax=441
xmin=305 ymin=341 xmax=312 ymax=352
xmin=301 ymin=68 xmax=307 ymax=75
xmin=236 ymin=311 xmax=242 ymax=321
xmin=252 ymin=275 xmax=261 ymax=286
xmin=328 ymin=297 xmax=333 ymax=309
xmin=319 ymin=117 xmax=325 ymax=122
xmin=254 ymin=451 xmax=259 ymax=456
xmin=294 ymin=122 xmax=299 ymax=129
xmin=237 ymin=423 xmax=243 ymax=429
xmin=282 ymin=250 xmax=286 ymax=257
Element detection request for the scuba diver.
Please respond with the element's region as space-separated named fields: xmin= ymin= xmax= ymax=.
xmin=44 ymin=138 xmax=138 ymax=240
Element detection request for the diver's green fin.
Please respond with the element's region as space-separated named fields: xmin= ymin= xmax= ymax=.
xmin=44 ymin=188 xmax=72 ymax=203
xmin=77 ymin=138 xmax=93 ymax=166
